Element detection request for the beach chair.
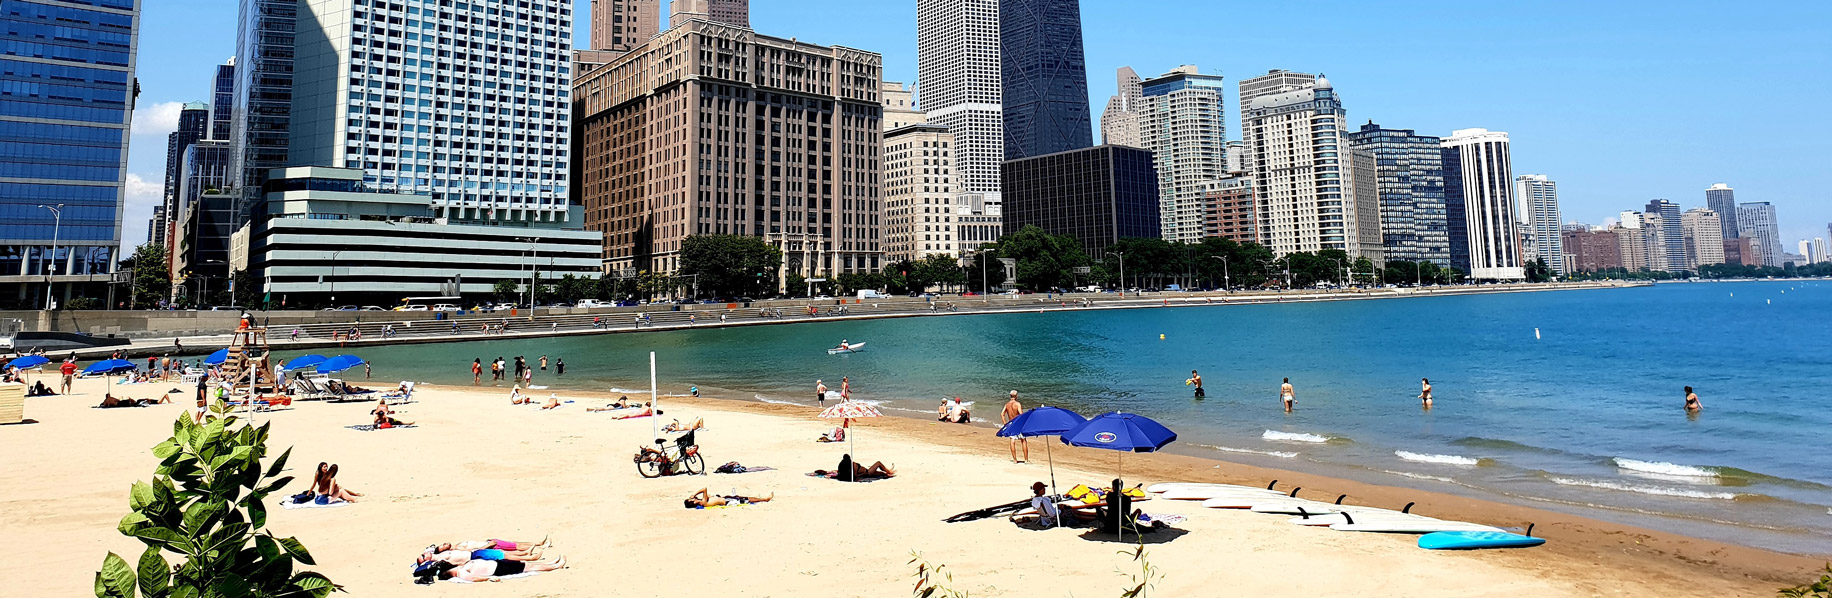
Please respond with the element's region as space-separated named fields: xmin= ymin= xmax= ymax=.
xmin=289 ymin=378 xmax=325 ymax=401
xmin=382 ymin=381 xmax=415 ymax=405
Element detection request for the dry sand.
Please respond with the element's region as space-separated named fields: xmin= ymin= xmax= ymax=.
xmin=3 ymin=375 xmax=1822 ymax=597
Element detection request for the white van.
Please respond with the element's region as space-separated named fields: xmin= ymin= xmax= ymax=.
xmin=432 ymin=304 xmax=460 ymax=312
xmin=575 ymin=299 xmax=610 ymax=308
xmin=857 ymin=290 xmax=887 ymax=299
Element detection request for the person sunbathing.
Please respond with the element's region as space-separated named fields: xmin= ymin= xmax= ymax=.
xmin=448 ymin=538 xmax=548 ymax=552
xmin=540 ymin=393 xmax=562 ymax=410
xmin=372 ymin=401 xmax=413 ymax=427
xmin=815 ymin=454 xmax=895 ymax=481
xmin=509 ymin=386 xmax=534 ymax=405
xmin=587 ymin=400 xmax=649 ymax=413
xmin=417 ymin=556 xmax=566 ymax=584
xmin=684 ymin=488 xmax=773 ymax=508
xmin=417 ymin=544 xmax=545 ymax=566
xmin=817 ymin=426 xmax=846 ymax=443
xmin=311 ymin=463 xmax=364 ymax=503
xmin=663 ymin=418 xmax=704 ymax=433
xmin=98 ymin=394 xmax=168 ymax=408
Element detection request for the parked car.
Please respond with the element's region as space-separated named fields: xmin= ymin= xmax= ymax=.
xmin=575 ymin=299 xmax=610 ymax=308
xmin=397 ymin=305 xmax=430 ymax=312
xmin=360 ymin=306 xmax=386 ymax=311
xmin=432 ymin=304 xmax=460 ymax=312
xmin=615 ymin=300 xmax=643 ymax=307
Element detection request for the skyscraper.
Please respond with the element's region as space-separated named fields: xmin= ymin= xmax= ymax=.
xmin=1347 ymin=122 xmax=1449 ymax=265
xmin=288 ymin=0 xmax=575 ymax=224
xmin=1441 ymin=128 xmax=1524 ymax=280
xmin=1705 ymin=183 xmax=1738 ymax=240
xmin=1243 ymin=75 xmax=1380 ymax=259
xmin=591 ymin=0 xmax=660 ymax=54
xmin=1139 ymin=66 xmax=1227 ymax=242
xmin=1099 ymin=67 xmax=1144 ymax=148
xmin=1002 ymin=145 xmax=1160 ymax=258
xmin=0 ymin=0 xmax=141 ymax=307
xmin=671 ymin=0 xmax=749 ymax=27
xmin=918 ymin=0 xmax=1004 ymax=199
xmin=1680 ymin=208 xmax=1725 ymax=269
xmin=1238 ymin=69 xmax=1317 ymax=108
xmin=1514 ymin=175 xmax=1563 ymax=274
xmin=164 ymin=103 xmax=210 ymax=218
xmin=1644 ymin=199 xmax=1684 ymax=272
xmin=999 ymin=0 xmax=1092 ymax=160
xmin=210 ymin=59 xmax=236 ymax=141
xmin=229 ymin=0 xmax=296 ymax=223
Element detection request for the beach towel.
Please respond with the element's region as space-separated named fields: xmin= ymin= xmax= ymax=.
xmin=345 ymin=424 xmax=417 ymax=431
xmin=281 ymin=499 xmax=349 ymax=510
xmin=606 ymin=410 xmax=653 ymax=420
xmin=805 ymin=471 xmax=886 ymax=483
xmin=447 ymin=572 xmax=541 ymax=584
xmin=1139 ymin=513 xmax=1185 ymax=525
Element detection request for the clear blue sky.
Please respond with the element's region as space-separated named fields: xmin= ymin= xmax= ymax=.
xmin=126 ymin=0 xmax=1832 ymax=251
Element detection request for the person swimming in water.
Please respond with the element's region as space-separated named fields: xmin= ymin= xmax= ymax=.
xmin=1419 ymin=378 xmax=1433 ymax=407
xmin=1684 ymin=386 xmax=1702 ymax=413
xmin=1280 ymin=378 xmax=1295 ymax=413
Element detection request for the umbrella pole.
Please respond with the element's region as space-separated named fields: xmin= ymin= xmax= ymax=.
xmin=1046 ymin=440 xmax=1058 ymax=497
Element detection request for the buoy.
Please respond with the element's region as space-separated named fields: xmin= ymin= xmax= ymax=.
xmin=1159 ymin=334 xmax=1166 ymax=340
xmin=1767 ymin=299 xmax=1772 ymax=304
xmin=1534 ymin=327 xmax=1541 ymax=340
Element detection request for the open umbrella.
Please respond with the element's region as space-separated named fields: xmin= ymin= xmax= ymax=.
xmin=997 ymin=406 xmax=1088 ymax=498
xmin=1060 ymin=411 xmax=1177 ymax=481
xmin=82 ymin=358 xmax=137 ymax=398
xmin=817 ymin=400 xmax=882 ymax=461
xmin=6 ymin=355 xmax=49 ymax=370
xmin=284 ymin=354 xmax=328 ymax=370
xmin=203 ymin=348 xmax=229 ymax=365
xmin=317 ymin=354 xmax=365 ymax=374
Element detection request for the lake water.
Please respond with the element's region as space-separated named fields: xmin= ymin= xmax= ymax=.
xmin=332 ymin=281 xmax=1832 ymax=553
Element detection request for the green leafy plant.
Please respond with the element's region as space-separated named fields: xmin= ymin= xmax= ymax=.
xmin=909 ymin=551 xmax=971 ymax=598
xmin=93 ymin=402 xmax=339 ymax=597
xmin=1780 ymin=565 xmax=1832 ymax=598
xmin=1115 ymin=537 xmax=1161 ymax=598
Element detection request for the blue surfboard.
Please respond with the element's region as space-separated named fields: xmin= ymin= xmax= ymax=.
xmin=1418 ymin=531 xmax=1546 ymax=550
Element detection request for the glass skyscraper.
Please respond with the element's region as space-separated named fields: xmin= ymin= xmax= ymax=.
xmin=1000 ymin=0 xmax=1092 ymax=160
xmin=1347 ymin=122 xmax=1449 ymax=266
xmin=229 ymin=0 xmax=296 ymax=224
xmin=210 ymin=59 xmax=236 ymax=141
xmin=0 ymin=0 xmax=140 ymax=308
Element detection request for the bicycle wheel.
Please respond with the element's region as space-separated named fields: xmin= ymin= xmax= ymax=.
xmin=682 ymin=453 xmax=706 ymax=475
xmin=636 ymin=456 xmax=664 ymax=478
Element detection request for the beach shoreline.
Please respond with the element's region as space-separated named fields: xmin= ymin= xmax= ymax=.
xmin=5 ymin=375 xmax=1822 ymax=597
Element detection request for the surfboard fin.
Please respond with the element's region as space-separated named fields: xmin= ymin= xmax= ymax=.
xmin=1402 ymin=502 xmax=1416 ymax=514
xmin=1525 ymin=523 xmax=1536 ymax=538
xmin=1334 ymin=494 xmax=1347 ymax=505
xmin=1266 ymin=480 xmax=1279 ymax=490
xmin=1287 ymin=487 xmax=1301 ymax=498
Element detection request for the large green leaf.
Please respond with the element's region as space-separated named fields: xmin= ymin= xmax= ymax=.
xmin=129 ymin=481 xmax=156 ymax=511
xmin=205 ymin=572 xmax=252 ymax=598
xmin=132 ymin=525 xmax=185 ymax=546
xmin=182 ymin=501 xmax=225 ymax=535
xmin=137 ymin=546 xmax=170 ymax=598
xmin=275 ymin=537 xmax=315 ymax=566
xmin=246 ymin=498 xmax=267 ymax=530
xmin=286 ymin=572 xmax=339 ymax=597
xmin=264 ymin=447 xmax=292 ymax=480
xmin=152 ymin=440 xmax=181 ymax=459
xmin=97 ymin=552 xmax=136 ymax=598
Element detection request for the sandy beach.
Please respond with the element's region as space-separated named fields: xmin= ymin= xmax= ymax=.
xmin=4 ymin=374 xmax=1822 ymax=597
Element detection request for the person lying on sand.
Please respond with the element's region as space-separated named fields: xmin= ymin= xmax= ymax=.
xmin=587 ymin=400 xmax=649 ymax=413
xmin=539 ymin=393 xmax=564 ymax=410
xmin=663 ymin=418 xmax=704 ymax=433
xmin=98 ymin=394 xmax=169 ymax=408
xmin=372 ymin=401 xmax=413 ymax=427
xmin=312 ymin=463 xmax=363 ymax=503
xmin=418 ymin=544 xmax=546 ymax=566
xmin=684 ymin=488 xmax=774 ymax=508
xmin=417 ymin=556 xmax=566 ymax=584
xmin=814 ymin=454 xmax=895 ymax=481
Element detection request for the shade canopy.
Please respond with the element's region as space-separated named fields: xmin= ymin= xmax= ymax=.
xmin=817 ymin=401 xmax=882 ymax=420
xmin=996 ymin=406 xmax=1088 ymax=438
xmin=81 ymin=359 xmax=137 ymax=376
xmin=283 ymin=354 xmax=329 ymax=370
xmin=1060 ymin=412 xmax=1177 ymax=453
xmin=203 ymin=348 xmax=229 ymax=365
xmin=5 ymin=355 xmax=49 ymax=370
xmin=317 ymin=354 xmax=366 ymax=373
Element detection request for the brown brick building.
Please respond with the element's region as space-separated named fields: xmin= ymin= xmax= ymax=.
xmin=1201 ymin=177 xmax=1256 ymax=243
xmin=1560 ymin=228 xmax=1622 ymax=272
xmin=572 ymin=18 xmax=885 ymax=279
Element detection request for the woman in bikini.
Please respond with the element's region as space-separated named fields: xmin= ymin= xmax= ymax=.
xmin=418 ymin=555 xmax=566 ymax=584
xmin=372 ymin=399 xmax=413 ymax=427
xmin=311 ymin=463 xmax=364 ymax=503
xmin=684 ymin=488 xmax=774 ymax=508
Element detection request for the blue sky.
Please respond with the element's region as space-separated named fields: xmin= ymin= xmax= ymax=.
xmin=126 ymin=0 xmax=1832 ymax=250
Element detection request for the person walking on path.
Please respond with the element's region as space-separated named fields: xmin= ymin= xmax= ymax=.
xmin=1280 ymin=378 xmax=1296 ymax=413
xmin=1190 ymin=370 xmax=1205 ymax=399
xmin=816 ymin=380 xmax=829 ymax=406
xmin=1002 ymin=390 xmax=1028 ymax=464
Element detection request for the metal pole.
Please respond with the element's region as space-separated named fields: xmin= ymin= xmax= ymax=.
xmin=37 ymin=204 xmax=62 ymax=309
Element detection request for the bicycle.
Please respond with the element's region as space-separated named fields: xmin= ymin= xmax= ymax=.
xmin=634 ymin=430 xmax=704 ymax=478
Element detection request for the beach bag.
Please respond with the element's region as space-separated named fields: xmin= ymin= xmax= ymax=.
xmin=715 ymin=462 xmax=746 ymax=474
xmin=289 ymin=490 xmax=315 ymax=504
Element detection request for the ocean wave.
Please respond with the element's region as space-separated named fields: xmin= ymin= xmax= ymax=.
xmin=1396 ymin=451 xmax=1484 ymax=466
xmin=1263 ymin=430 xmax=1332 ymax=444
xmin=753 ymin=394 xmax=800 ymax=406
xmin=1613 ymin=458 xmax=1718 ymax=478
xmin=1451 ymin=436 xmax=1560 ymax=454
xmin=1379 ymin=470 xmax=1456 ymax=483
xmin=1548 ymin=477 xmax=1740 ymax=500
xmin=1198 ymin=444 xmax=1297 ymax=459
xmin=607 ymin=387 xmax=649 ymax=395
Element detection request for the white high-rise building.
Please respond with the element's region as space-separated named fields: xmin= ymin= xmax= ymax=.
xmin=1680 ymin=208 xmax=1725 ymax=269
xmin=1513 ymin=174 xmax=1563 ymax=274
xmin=1243 ymin=74 xmax=1381 ymax=259
xmin=1736 ymin=202 xmax=1783 ymax=267
xmin=290 ymin=0 xmax=574 ymax=224
xmin=1099 ymin=67 xmax=1144 ymax=148
xmin=1441 ymin=128 xmax=1524 ymax=280
xmin=883 ymin=125 xmax=958 ymax=262
xmin=1225 ymin=140 xmax=1250 ymax=174
xmin=917 ymin=0 xmax=1003 ymax=198
xmin=1239 ymin=69 xmax=1317 ymax=107
xmin=1139 ymin=66 xmax=1227 ymax=242
xmin=1813 ymin=238 xmax=1828 ymax=264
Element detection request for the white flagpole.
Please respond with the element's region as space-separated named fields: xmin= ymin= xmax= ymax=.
xmin=649 ymin=352 xmax=659 ymax=443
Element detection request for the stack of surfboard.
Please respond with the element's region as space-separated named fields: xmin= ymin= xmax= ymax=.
xmin=1146 ymin=483 xmax=1542 ymax=547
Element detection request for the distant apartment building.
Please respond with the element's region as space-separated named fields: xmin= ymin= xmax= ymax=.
xmin=1139 ymin=66 xmax=1227 ymax=243
xmin=1441 ymin=128 xmax=1524 ymax=280
xmin=1640 ymin=211 xmax=1673 ymax=272
xmin=670 ymin=0 xmax=749 ymax=28
xmin=1242 ymin=75 xmax=1381 ymax=259
xmin=158 ymin=103 xmax=210 ymax=252
xmin=1347 ymin=122 xmax=1449 ymax=265
xmin=590 ymin=0 xmax=659 ymax=55
xmin=1000 ymin=0 xmax=1092 ymax=160
xmin=1723 ymin=237 xmax=1756 ymax=267
xmin=1224 ymin=140 xmax=1250 ymax=174
xmin=918 ymin=0 xmax=1004 ymax=200
xmin=1613 ymin=223 xmax=1648 ymax=271
xmin=1515 ymin=175 xmax=1563 ymax=274
xmin=229 ymin=0 xmax=297 ymax=223
xmin=884 ymin=124 xmax=959 ymax=261
xmin=882 ymin=82 xmax=926 ymax=130
xmin=572 ymin=16 xmax=885 ymax=280
xmin=1643 ymin=200 xmax=1685 ymax=271
xmin=1736 ymin=202 xmax=1783 ymax=267
xmin=1200 ymin=177 xmax=1255 ymax=243
xmin=168 ymin=140 xmax=235 ymax=299
xmin=1098 ymin=67 xmax=1144 ymax=148
xmin=1705 ymin=183 xmax=1738 ymax=240
xmin=1680 ymin=208 xmax=1725 ymax=269
xmin=1001 ymin=145 xmax=1160 ymax=257
xmin=1814 ymin=238 xmax=1828 ymax=264
xmin=1561 ymin=228 xmax=1622 ymax=273
xmin=1238 ymin=69 xmax=1317 ymax=107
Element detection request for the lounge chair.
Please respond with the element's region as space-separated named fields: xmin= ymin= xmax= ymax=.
xmin=382 ymin=381 xmax=415 ymax=405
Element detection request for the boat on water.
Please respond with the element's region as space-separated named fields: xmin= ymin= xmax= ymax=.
xmin=827 ymin=342 xmax=867 ymax=354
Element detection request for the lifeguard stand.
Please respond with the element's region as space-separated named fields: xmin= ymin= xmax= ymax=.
xmin=222 ymin=322 xmax=275 ymax=406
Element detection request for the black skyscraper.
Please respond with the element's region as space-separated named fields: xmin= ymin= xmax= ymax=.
xmin=1441 ymin=147 xmax=1472 ymax=274
xmin=1001 ymin=145 xmax=1160 ymax=258
xmin=1001 ymin=0 xmax=1093 ymax=160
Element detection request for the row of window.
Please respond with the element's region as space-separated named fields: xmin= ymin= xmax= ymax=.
xmin=0 ymin=58 xmax=129 ymax=86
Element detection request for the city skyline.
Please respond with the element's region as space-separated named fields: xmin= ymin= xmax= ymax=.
xmin=121 ymin=0 xmax=1831 ymax=253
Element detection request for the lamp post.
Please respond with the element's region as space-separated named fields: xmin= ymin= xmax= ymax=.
xmin=1105 ymin=250 xmax=1126 ymax=295
xmin=328 ymin=250 xmax=341 ymax=305
xmin=1415 ymin=261 xmax=1426 ymax=287
xmin=36 ymin=204 xmax=62 ymax=309
xmin=516 ymin=237 xmax=539 ymax=308
xmin=1208 ymin=255 xmax=1230 ymax=292
xmin=1330 ymin=257 xmax=1346 ymax=288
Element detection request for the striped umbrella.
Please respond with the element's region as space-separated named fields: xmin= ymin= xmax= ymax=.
xmin=817 ymin=400 xmax=881 ymax=458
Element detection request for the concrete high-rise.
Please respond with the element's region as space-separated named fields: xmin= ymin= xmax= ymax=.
xmin=1562 ymin=228 xmax=1622 ymax=273
xmin=1441 ymin=128 xmax=1524 ymax=280
xmin=0 ymin=0 xmax=141 ymax=307
xmin=157 ymin=103 xmax=210 ymax=256
xmin=1645 ymin=199 xmax=1685 ymax=272
xmin=1347 ymin=122 xmax=1449 ymax=265
xmin=918 ymin=0 xmax=1004 ymax=199
xmin=229 ymin=0 xmax=297 ymax=225
xmin=1514 ymin=175 xmax=1563 ymax=274
xmin=670 ymin=0 xmax=749 ymax=27
xmin=1238 ymin=69 xmax=1317 ymax=107
xmin=1705 ymin=183 xmax=1738 ymax=240
xmin=210 ymin=59 xmax=236 ymax=141
xmin=590 ymin=0 xmax=659 ymax=55
xmin=1000 ymin=0 xmax=1092 ymax=160
xmin=1099 ymin=67 xmax=1144 ymax=148
xmin=1242 ymin=75 xmax=1381 ymax=259
xmin=573 ymin=16 xmax=885 ymax=278
xmin=287 ymin=0 xmax=575 ymax=228
xmin=882 ymin=82 xmax=926 ymax=130
xmin=1139 ymin=66 xmax=1227 ymax=242
xmin=1613 ymin=223 xmax=1648 ymax=272
xmin=1680 ymin=208 xmax=1725 ymax=269
xmin=1735 ymin=202 xmax=1782 ymax=267
xmin=884 ymin=125 xmax=959 ymax=262
xmin=1002 ymin=145 xmax=1160 ymax=257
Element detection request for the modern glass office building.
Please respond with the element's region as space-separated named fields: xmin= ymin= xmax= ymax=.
xmin=0 ymin=0 xmax=140 ymax=308
xmin=1347 ymin=121 xmax=1449 ymax=266
xmin=229 ymin=0 xmax=297 ymax=224
xmin=1000 ymin=145 xmax=1160 ymax=258
xmin=1000 ymin=0 xmax=1092 ymax=160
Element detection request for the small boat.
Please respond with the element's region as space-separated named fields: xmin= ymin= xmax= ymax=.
xmin=827 ymin=342 xmax=867 ymax=354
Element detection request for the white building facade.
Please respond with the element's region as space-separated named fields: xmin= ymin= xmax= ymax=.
xmin=883 ymin=125 xmax=959 ymax=261
xmin=1736 ymin=202 xmax=1783 ymax=267
xmin=917 ymin=0 xmax=1003 ymax=199
xmin=1514 ymin=174 xmax=1563 ymax=274
xmin=1099 ymin=66 xmax=1143 ymax=148
xmin=1441 ymin=128 xmax=1524 ymax=280
xmin=1680 ymin=208 xmax=1725 ymax=269
xmin=290 ymin=0 xmax=575 ymax=228
xmin=1243 ymin=76 xmax=1380 ymax=259
xmin=1139 ymin=66 xmax=1227 ymax=243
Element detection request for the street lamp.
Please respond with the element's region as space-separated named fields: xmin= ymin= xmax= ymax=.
xmin=1330 ymin=257 xmax=1346 ymax=288
xmin=516 ymin=237 xmax=539 ymax=308
xmin=1208 ymin=255 xmax=1230 ymax=292
xmin=1259 ymin=256 xmax=1291 ymax=289
xmin=36 ymin=204 xmax=62 ymax=309
xmin=329 ymin=250 xmax=342 ymax=305
xmin=1105 ymin=250 xmax=1126 ymax=295
xmin=1415 ymin=261 xmax=1426 ymax=287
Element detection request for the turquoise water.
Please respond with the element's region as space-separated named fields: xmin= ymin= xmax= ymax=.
xmin=331 ymin=281 xmax=1832 ymax=553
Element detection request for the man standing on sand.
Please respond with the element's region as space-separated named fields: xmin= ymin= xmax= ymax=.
xmin=816 ymin=380 xmax=828 ymax=406
xmin=1190 ymin=370 xmax=1204 ymax=399
xmin=60 ymin=358 xmax=76 ymax=394
xmin=1003 ymin=390 xmax=1027 ymax=463
xmin=1280 ymin=377 xmax=1295 ymax=413
xmin=1684 ymin=386 xmax=1702 ymax=413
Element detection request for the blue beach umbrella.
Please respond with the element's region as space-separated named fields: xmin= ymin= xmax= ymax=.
xmin=997 ymin=406 xmax=1089 ymax=498
xmin=82 ymin=359 xmax=137 ymax=376
xmin=1061 ymin=412 xmax=1178 ymax=481
xmin=203 ymin=348 xmax=229 ymax=365
xmin=284 ymin=354 xmax=329 ymax=370
xmin=6 ymin=355 xmax=49 ymax=370
xmin=316 ymin=354 xmax=365 ymax=374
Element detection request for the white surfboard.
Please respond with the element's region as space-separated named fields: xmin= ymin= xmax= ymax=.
xmin=1162 ymin=487 xmax=1288 ymax=501
xmin=1147 ymin=482 xmax=1282 ymax=494
xmin=1202 ymin=496 xmax=1320 ymax=509
xmin=1287 ymin=511 xmax=1424 ymax=527
xmin=1330 ymin=520 xmax=1504 ymax=534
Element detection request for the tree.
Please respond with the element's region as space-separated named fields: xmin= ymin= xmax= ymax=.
xmin=93 ymin=405 xmax=338 ymax=598
xmin=678 ymin=235 xmax=783 ymax=298
xmin=996 ymin=225 xmax=1089 ymax=291
xmin=963 ymin=247 xmax=1008 ymax=292
xmin=917 ymin=254 xmax=966 ymax=292
xmin=492 ymin=279 xmax=519 ymax=302
xmin=230 ymin=270 xmax=258 ymax=308
xmin=1525 ymin=258 xmax=1554 ymax=283
xmin=124 ymin=243 xmax=171 ymax=308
